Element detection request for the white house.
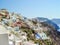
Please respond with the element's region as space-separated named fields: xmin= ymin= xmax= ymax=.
xmin=24 ymin=19 xmax=34 ymax=28
xmin=35 ymin=32 xmax=50 ymax=40
xmin=0 ymin=25 xmax=9 ymax=45
xmin=0 ymin=25 xmax=15 ymax=45
xmin=19 ymin=32 xmax=27 ymax=42
xmin=13 ymin=31 xmax=27 ymax=45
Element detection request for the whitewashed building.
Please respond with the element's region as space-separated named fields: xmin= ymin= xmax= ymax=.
xmin=0 ymin=25 xmax=9 ymax=45
xmin=35 ymin=32 xmax=50 ymax=40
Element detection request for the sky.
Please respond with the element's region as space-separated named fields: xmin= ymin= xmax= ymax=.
xmin=0 ymin=0 xmax=60 ymax=19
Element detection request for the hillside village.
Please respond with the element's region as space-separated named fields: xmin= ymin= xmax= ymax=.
xmin=0 ymin=9 xmax=60 ymax=45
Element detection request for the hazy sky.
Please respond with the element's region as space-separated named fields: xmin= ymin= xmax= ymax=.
xmin=0 ymin=0 xmax=60 ymax=19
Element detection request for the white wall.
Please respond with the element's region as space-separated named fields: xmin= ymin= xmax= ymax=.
xmin=0 ymin=34 xmax=9 ymax=45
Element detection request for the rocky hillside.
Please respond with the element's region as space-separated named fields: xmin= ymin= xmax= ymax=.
xmin=0 ymin=9 xmax=60 ymax=45
xmin=31 ymin=17 xmax=60 ymax=45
